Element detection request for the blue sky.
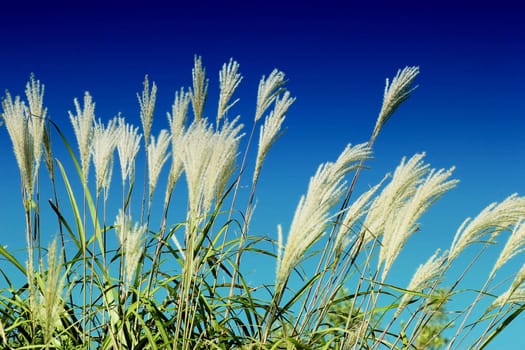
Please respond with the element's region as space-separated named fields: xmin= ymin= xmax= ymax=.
xmin=0 ymin=0 xmax=524 ymax=347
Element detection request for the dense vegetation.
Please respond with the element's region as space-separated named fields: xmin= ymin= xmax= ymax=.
xmin=0 ymin=58 xmax=523 ymax=349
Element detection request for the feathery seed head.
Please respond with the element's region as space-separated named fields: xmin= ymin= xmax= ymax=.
xmin=362 ymin=153 xmax=429 ymax=247
xmin=373 ymin=66 xmax=419 ymax=139
xmin=490 ymin=263 xmax=525 ymax=309
xmin=217 ymin=58 xmax=242 ymax=123
xmin=34 ymin=238 xmax=67 ymax=343
xmin=116 ymin=116 xmax=142 ymax=185
xmin=276 ymin=143 xmax=371 ymax=286
xmin=25 ymin=75 xmax=47 ymax=174
xmin=449 ymin=194 xmax=525 ymax=261
xmin=334 ymin=179 xmax=385 ymax=257
xmin=191 ymin=56 xmax=208 ymax=122
xmin=395 ymin=249 xmax=447 ymax=317
xmin=255 ymin=69 xmax=286 ymax=122
xmin=138 ymin=75 xmax=157 ymax=145
xmin=491 ymin=220 xmax=525 ymax=277
xmin=91 ymin=117 xmax=119 ymax=196
xmin=25 ymin=74 xmax=46 ymax=118
xmin=114 ymin=210 xmax=146 ymax=290
xmin=147 ymin=129 xmax=171 ymax=200
xmin=165 ymin=89 xmax=191 ymax=201
xmin=168 ymin=88 xmax=191 ymax=138
xmin=379 ymin=165 xmax=458 ymax=280
xmin=69 ymin=92 xmax=95 ymax=182
xmin=2 ymin=93 xmax=36 ymax=198
xmin=253 ymin=91 xmax=295 ymax=184
xmin=180 ymin=117 xmax=243 ymax=219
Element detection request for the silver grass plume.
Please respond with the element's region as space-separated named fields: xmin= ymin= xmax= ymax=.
xmin=34 ymin=238 xmax=68 ymax=346
xmin=69 ymin=92 xmax=95 ymax=183
xmin=490 ymin=220 xmax=525 ymax=277
xmin=449 ymin=194 xmax=525 ymax=261
xmin=190 ymin=56 xmax=208 ymax=122
xmin=147 ymin=129 xmax=171 ymax=201
xmin=276 ymin=143 xmax=371 ymax=286
xmin=25 ymin=74 xmax=47 ymax=178
xmin=379 ymin=165 xmax=457 ymax=280
xmin=116 ymin=116 xmax=142 ymax=185
xmin=2 ymin=93 xmax=36 ymax=198
xmin=255 ymin=69 xmax=286 ymax=122
xmin=490 ymin=263 xmax=525 ymax=309
xmin=115 ymin=210 xmax=146 ymax=290
xmin=138 ymin=75 xmax=157 ymax=146
xmin=372 ymin=66 xmax=419 ymax=139
xmin=361 ymin=153 xmax=429 ymax=248
xmin=165 ymin=88 xmax=191 ymax=205
xmin=333 ymin=179 xmax=385 ymax=258
xmin=253 ymin=91 xmax=295 ymax=184
xmin=217 ymin=58 xmax=242 ymax=123
xmin=395 ymin=249 xmax=447 ymax=318
xmin=91 ymin=117 xmax=119 ymax=196
xmin=180 ymin=118 xmax=243 ymax=219
xmin=204 ymin=117 xmax=244 ymax=209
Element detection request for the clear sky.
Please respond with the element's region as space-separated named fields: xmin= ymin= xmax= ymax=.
xmin=0 ymin=0 xmax=524 ymax=348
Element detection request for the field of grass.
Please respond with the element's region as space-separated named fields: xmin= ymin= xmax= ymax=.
xmin=0 ymin=57 xmax=523 ymax=349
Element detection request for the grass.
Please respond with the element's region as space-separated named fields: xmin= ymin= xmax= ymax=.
xmin=0 ymin=57 xmax=524 ymax=349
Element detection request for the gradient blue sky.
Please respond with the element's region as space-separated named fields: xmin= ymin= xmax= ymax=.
xmin=1 ymin=0 xmax=524 ymax=347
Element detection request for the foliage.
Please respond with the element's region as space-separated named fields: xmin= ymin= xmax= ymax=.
xmin=0 ymin=58 xmax=523 ymax=349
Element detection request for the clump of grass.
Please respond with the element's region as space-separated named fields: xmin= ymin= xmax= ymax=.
xmin=0 ymin=58 xmax=523 ymax=349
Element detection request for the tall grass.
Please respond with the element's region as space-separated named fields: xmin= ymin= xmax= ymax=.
xmin=0 ymin=58 xmax=524 ymax=349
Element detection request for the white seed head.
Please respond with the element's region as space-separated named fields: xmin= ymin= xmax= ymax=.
xmin=373 ymin=66 xmax=420 ymax=138
xmin=190 ymin=56 xmax=208 ymax=122
xmin=276 ymin=143 xmax=371 ymax=285
xmin=255 ymin=69 xmax=286 ymax=122
xmin=35 ymin=238 xmax=67 ymax=343
xmin=1 ymin=93 xmax=35 ymax=197
xmin=395 ymin=249 xmax=446 ymax=317
xmin=491 ymin=220 xmax=525 ymax=277
xmin=114 ymin=210 xmax=146 ymax=289
xmin=138 ymin=75 xmax=157 ymax=145
xmin=147 ymin=129 xmax=171 ymax=199
xmin=165 ymin=88 xmax=191 ymax=201
xmin=217 ymin=58 xmax=242 ymax=122
xmin=253 ymin=91 xmax=294 ymax=184
xmin=91 ymin=117 xmax=119 ymax=196
xmin=379 ymin=165 xmax=458 ymax=280
xmin=334 ymin=178 xmax=385 ymax=257
xmin=362 ymin=153 xmax=429 ymax=248
xmin=116 ymin=116 xmax=142 ymax=185
xmin=69 ymin=92 xmax=95 ymax=182
xmin=449 ymin=194 xmax=525 ymax=261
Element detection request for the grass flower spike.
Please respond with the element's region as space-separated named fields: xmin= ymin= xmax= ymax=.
xmin=116 ymin=116 xmax=142 ymax=185
xmin=395 ymin=249 xmax=446 ymax=317
xmin=69 ymin=92 xmax=95 ymax=183
xmin=138 ymin=75 xmax=157 ymax=145
xmin=255 ymin=69 xmax=286 ymax=122
xmin=490 ymin=220 xmax=525 ymax=277
xmin=147 ymin=129 xmax=171 ymax=200
xmin=372 ymin=66 xmax=419 ymax=139
xmin=379 ymin=166 xmax=458 ymax=280
xmin=191 ymin=56 xmax=208 ymax=121
xmin=1 ymin=93 xmax=36 ymax=198
xmin=91 ymin=117 xmax=119 ymax=196
xmin=1 ymin=59 xmax=523 ymax=350
xmin=254 ymin=91 xmax=295 ymax=184
xmin=449 ymin=194 xmax=525 ymax=261
xmin=115 ymin=210 xmax=146 ymax=290
xmin=217 ymin=58 xmax=242 ymax=123
xmin=34 ymin=238 xmax=68 ymax=346
xmin=276 ymin=143 xmax=371 ymax=286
